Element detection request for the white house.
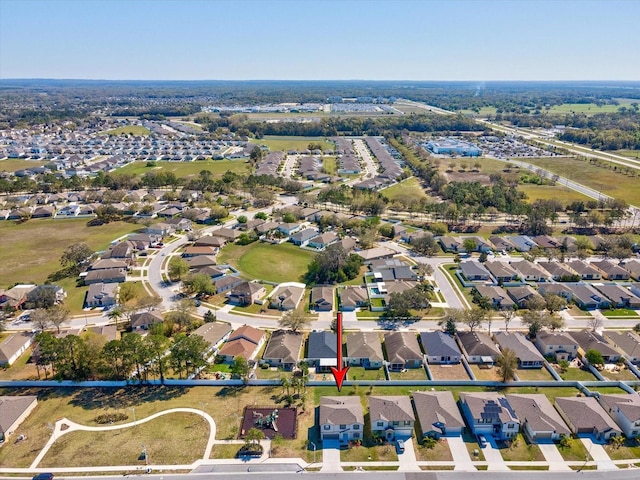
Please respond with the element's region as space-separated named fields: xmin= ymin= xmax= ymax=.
xmin=319 ymin=396 xmax=364 ymax=444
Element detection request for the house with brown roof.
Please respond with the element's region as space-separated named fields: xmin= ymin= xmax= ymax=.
xmin=383 ymin=331 xmax=423 ymax=371
xmin=130 ymin=311 xmax=163 ymax=330
xmin=212 ymin=227 xmax=242 ymax=241
xmin=507 ymin=285 xmax=543 ymax=309
xmin=84 ymin=268 xmax=126 ymax=285
xmin=191 ymin=322 xmax=233 ymax=354
xmin=555 ymin=396 xmax=622 ymax=442
xmin=623 ymin=260 xmax=640 ymax=281
xmin=597 ymin=394 xmax=640 ymax=439
xmin=459 ymin=392 xmax=519 ymax=440
xmin=218 ymin=325 xmax=266 ymax=363
xmin=485 ymin=261 xmax=519 ymax=283
xmin=319 ymin=396 xmax=364 ymax=444
xmin=194 ymin=236 xmax=227 ymax=248
xmin=0 ymin=396 xmax=38 ymax=442
xmin=509 ymin=261 xmax=551 ymax=282
xmin=494 ymin=331 xmax=545 ymax=369
xmin=269 ymin=285 xmax=305 ymax=311
xmin=594 ymin=284 xmax=640 ymax=309
xmin=591 ymin=261 xmax=630 ymax=281
xmin=308 ymin=232 xmax=339 ymax=250
xmin=214 ymin=275 xmax=244 ymax=294
xmin=369 ymin=396 xmax=415 ymax=440
xmin=473 ymin=285 xmax=515 ymax=310
xmin=310 ymin=286 xmax=334 ymax=312
xmin=538 ymin=261 xmax=579 ymax=281
xmin=568 ymin=260 xmax=601 ymax=280
xmin=570 ymin=330 xmax=621 ymax=363
xmin=506 ymin=394 xmax=570 ymax=443
xmin=0 ymin=332 xmax=33 ymax=366
xmin=456 ymin=331 xmax=500 ymax=365
xmin=261 ymin=330 xmax=304 ymax=370
xmin=413 ymin=391 xmax=465 ymax=438
xmin=186 ymin=255 xmax=218 ymax=269
xmin=346 ymin=332 xmax=384 ymax=369
xmin=90 ymin=258 xmax=129 ymax=270
xmin=604 ymin=331 xmax=640 ymax=364
xmin=226 ymin=281 xmax=266 ymax=306
xmin=339 ymin=286 xmax=369 ymax=311
xmin=182 ymin=246 xmax=217 ymax=257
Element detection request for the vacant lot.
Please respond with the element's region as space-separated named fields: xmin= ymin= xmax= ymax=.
xmin=253 ymin=136 xmax=334 ymax=152
xmin=469 ymin=365 xmax=502 ymax=381
xmin=518 ymin=184 xmax=591 ymax=206
xmin=381 ymin=177 xmax=428 ymax=203
xmin=428 ymin=364 xmax=471 ymax=380
xmin=0 ymin=219 xmax=140 ymax=288
xmin=219 ymin=242 xmax=314 ymax=284
xmin=524 ymin=156 xmax=640 ymax=206
xmin=117 ymin=159 xmax=249 ymax=178
xmin=0 ymin=159 xmax=49 ymax=172
xmin=101 ymin=125 xmax=151 ymax=136
xmin=547 ymin=103 xmax=624 ymax=115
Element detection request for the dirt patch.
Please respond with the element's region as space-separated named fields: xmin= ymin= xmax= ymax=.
xmin=240 ymin=406 xmax=297 ymax=440
xmin=429 ymin=364 xmax=470 ymax=380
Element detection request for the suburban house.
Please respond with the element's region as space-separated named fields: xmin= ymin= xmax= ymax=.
xmin=485 ymin=261 xmax=520 ymax=283
xmin=591 ymin=261 xmax=631 ymax=281
xmin=489 ymin=236 xmax=515 ymax=252
xmin=494 ymin=332 xmax=545 ymax=369
xmin=0 ymin=395 xmax=38 ymax=443
xmin=310 ymin=286 xmax=334 ymax=312
xmin=0 ymin=333 xmax=33 ymax=366
xmin=565 ymin=283 xmax=611 ymax=310
xmin=261 ymin=330 xmax=304 ymax=370
xmin=457 ymin=331 xmax=500 ymax=366
xmin=505 ymin=394 xmax=570 ymax=443
xmin=319 ymin=396 xmax=365 ymax=444
xmin=289 ymin=228 xmax=318 ymax=246
xmin=534 ymin=331 xmax=579 ymax=361
xmin=226 ymin=281 xmax=266 ymax=306
xmin=306 ymin=331 xmax=338 ymax=371
xmin=182 ymin=246 xmax=217 ymax=257
xmin=214 ymin=275 xmax=244 ymax=294
xmin=570 ymin=330 xmax=621 ymax=363
xmin=211 ymin=227 xmax=241 ymax=241
xmin=439 ymin=236 xmax=464 ymax=253
xmin=412 ymin=391 xmax=465 ymax=438
xmin=308 ymin=232 xmax=339 ymax=250
xmin=369 ymin=396 xmax=416 ymax=441
xmin=191 ymin=322 xmax=233 ymax=355
xmin=594 ymin=284 xmax=640 ymax=309
xmin=623 ymin=260 xmax=640 ymax=281
xmin=218 ymin=325 xmax=266 ymax=363
xmin=555 ymin=396 xmax=622 ymax=442
xmin=339 ymin=286 xmax=369 ymax=311
xmin=277 ymin=222 xmax=302 ymax=236
xmin=459 ymin=261 xmax=491 ymax=282
xmin=507 ymin=285 xmax=544 ymax=309
xmin=604 ymin=331 xmax=640 ymax=364
xmin=509 ymin=261 xmax=551 ymax=282
xmin=85 ymin=282 xmax=118 ymax=308
xmin=459 ymin=392 xmax=520 ymax=440
xmin=130 ymin=311 xmax=164 ymax=330
xmin=383 ymin=332 xmax=423 ymax=370
xmin=193 ymin=236 xmax=227 ymax=248
xmin=420 ymin=331 xmax=461 ymax=364
xmin=531 ymin=235 xmax=562 ymax=249
xmin=538 ymin=262 xmax=579 ymax=281
xmin=568 ymin=260 xmax=602 ymax=280
xmin=506 ymin=235 xmax=537 ymax=252
xmin=597 ymin=394 xmax=640 ymax=439
xmin=269 ymin=285 xmax=305 ymax=311
xmin=89 ymin=258 xmax=129 ymax=271
xmin=473 ymin=285 xmax=516 ymax=309
xmin=346 ymin=332 xmax=384 ymax=369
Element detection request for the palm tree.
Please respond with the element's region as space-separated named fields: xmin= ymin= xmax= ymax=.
xmin=107 ymin=306 xmax=123 ymax=329
xmin=496 ymin=347 xmax=517 ymax=382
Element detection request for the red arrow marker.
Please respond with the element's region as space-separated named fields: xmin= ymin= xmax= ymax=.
xmin=330 ymin=312 xmax=349 ymax=391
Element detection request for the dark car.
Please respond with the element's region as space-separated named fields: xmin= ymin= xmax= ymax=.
xmin=32 ymin=474 xmax=54 ymax=480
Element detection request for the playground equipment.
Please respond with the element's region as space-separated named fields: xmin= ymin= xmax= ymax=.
xmin=253 ymin=408 xmax=279 ymax=431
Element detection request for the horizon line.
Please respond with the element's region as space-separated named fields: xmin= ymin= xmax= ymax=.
xmin=2 ymin=78 xmax=640 ymax=83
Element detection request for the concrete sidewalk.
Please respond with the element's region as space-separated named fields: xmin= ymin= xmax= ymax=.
xmin=447 ymin=436 xmax=476 ymax=471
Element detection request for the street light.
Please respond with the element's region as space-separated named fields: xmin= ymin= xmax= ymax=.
xmin=309 ymin=441 xmax=316 ymax=464
xmin=141 ymin=444 xmax=148 ymax=466
xmin=130 ymin=407 xmax=136 ymax=425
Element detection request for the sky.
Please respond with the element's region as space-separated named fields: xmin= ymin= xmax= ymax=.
xmin=1 ymin=0 xmax=639 ymax=81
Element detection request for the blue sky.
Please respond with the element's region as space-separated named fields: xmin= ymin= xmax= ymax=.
xmin=1 ymin=0 xmax=638 ymax=80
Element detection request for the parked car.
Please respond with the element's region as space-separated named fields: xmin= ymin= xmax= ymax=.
xmin=395 ymin=439 xmax=405 ymax=454
xmin=32 ymin=474 xmax=54 ymax=480
xmin=477 ymin=434 xmax=488 ymax=448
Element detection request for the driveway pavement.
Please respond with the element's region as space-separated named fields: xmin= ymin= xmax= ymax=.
xmin=483 ymin=436 xmax=509 ymax=471
xmin=447 ymin=436 xmax=476 ymax=471
xmin=581 ymin=437 xmax=618 ymax=470
xmin=320 ymin=439 xmax=342 ymax=472
xmin=538 ymin=442 xmax=572 ymax=471
xmin=397 ymin=438 xmax=420 ymax=472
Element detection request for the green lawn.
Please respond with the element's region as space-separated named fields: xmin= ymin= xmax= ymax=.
xmin=557 ymin=437 xmax=589 ymax=462
xmin=100 ymin=125 xmax=151 ymax=136
xmin=518 ymin=184 xmax=592 ymax=206
xmin=515 ymin=367 xmax=555 ymax=381
xmin=347 ymin=366 xmax=385 ymax=381
xmin=321 ymin=156 xmax=337 ymax=175
xmin=252 ymin=136 xmax=334 ymax=152
xmin=439 ymin=157 xmax=508 ymax=175
xmin=0 ymin=159 xmax=49 ymax=172
xmin=613 ymin=149 xmax=640 ymax=160
xmin=381 ymin=177 xmax=427 ymax=202
xmin=558 ymin=367 xmax=597 ymax=381
xmin=602 ymin=308 xmax=638 ymax=318
xmin=218 ymin=242 xmax=314 ymax=284
xmin=388 ymin=368 xmax=428 ymax=381
xmin=0 ymin=218 xmax=141 ymax=288
xmin=117 ymin=159 xmax=249 ymax=178
xmin=500 ymin=434 xmax=545 ymax=462
xmin=547 ymin=103 xmax=624 ymax=115
xmin=340 ymin=444 xmax=398 ymax=462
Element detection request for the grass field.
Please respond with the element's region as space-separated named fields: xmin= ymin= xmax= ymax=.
xmin=415 ymin=438 xmax=453 ymax=461
xmin=0 ymin=218 xmax=140 ymax=288
xmin=524 ymin=156 xmax=640 ymax=206
xmin=614 ymin=149 xmax=640 ymax=160
xmin=252 ymin=136 xmax=334 ymax=152
xmin=321 ymin=156 xmax=337 ymax=175
xmin=116 ymin=159 xmax=249 ymax=178
xmin=515 ymin=368 xmax=555 ymax=381
xmin=518 ymin=184 xmax=592 ymax=206
xmin=440 ymin=157 xmax=510 ymax=175
xmin=547 ymin=103 xmax=624 ymax=115
xmin=218 ymin=241 xmax=314 ymax=283
xmin=557 ymin=437 xmax=589 ymax=462
xmin=558 ymin=367 xmax=597 ymax=382
xmin=347 ymin=366 xmax=385 ymax=381
xmin=0 ymin=159 xmax=49 ymax=172
xmin=101 ymin=125 xmax=151 ymax=136
xmin=381 ymin=177 xmax=427 ymax=202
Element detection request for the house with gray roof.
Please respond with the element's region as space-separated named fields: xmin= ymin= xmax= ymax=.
xmin=369 ymin=396 xmax=415 ymax=440
xmin=568 ymin=260 xmax=602 ymax=280
xmin=509 ymin=261 xmax=551 ymax=282
xmin=307 ymin=331 xmax=338 ymax=371
xmin=262 ymin=330 xmax=304 ymax=370
xmin=623 ymin=260 xmax=640 ymax=281
xmin=534 ymin=331 xmax=578 ymax=362
xmin=85 ymin=282 xmax=118 ymax=308
xmin=413 ymin=391 xmax=465 ymax=438
xmin=506 ymin=285 xmax=543 ymax=308
xmin=459 ymin=392 xmax=519 ymax=440
xmin=597 ymin=394 xmax=640 ymax=439
xmin=485 ymin=261 xmax=519 ymax=283
xmin=310 ymin=286 xmax=334 ymax=312
xmin=506 ymin=394 xmax=570 ymax=443
xmin=565 ymin=283 xmax=611 ymax=310
xmin=420 ymin=331 xmax=461 ymax=364
xmin=456 ymin=331 xmax=500 ymax=365
xmin=489 ymin=236 xmax=515 ymax=252
xmin=339 ymin=286 xmax=369 ymax=311
xmin=595 ymin=284 xmax=640 ymax=309
xmin=555 ymin=396 xmax=622 ymax=442
xmin=191 ymin=322 xmax=232 ymax=354
xmin=269 ymin=285 xmax=305 ymax=311
xmin=289 ymin=227 xmax=318 ymax=246
xmin=384 ymin=331 xmax=423 ymax=370
xmin=346 ymin=332 xmax=383 ymax=369
xmin=494 ymin=331 xmax=544 ymax=368
xmin=459 ymin=261 xmax=491 ymax=282
xmin=473 ymin=285 xmax=515 ymax=310
xmin=226 ymin=281 xmax=266 ymax=306
xmin=538 ymin=261 xmax=579 ymax=281
xmin=130 ymin=310 xmax=163 ymax=330
xmin=439 ymin=236 xmax=464 ymax=253
xmin=604 ymin=331 xmax=640 ymax=364
xmin=214 ymin=275 xmax=244 ymax=294
xmin=319 ymin=396 xmax=365 ymax=444
xmin=507 ymin=235 xmax=537 ymax=252
xmin=0 ymin=333 xmax=33 ymax=366
xmin=308 ymin=231 xmax=339 ymax=250
xmin=570 ymin=330 xmax=621 ymax=363
xmin=591 ymin=261 xmax=630 ymax=281
xmin=84 ymin=268 xmax=126 ymax=285
xmin=0 ymin=395 xmax=38 ymax=443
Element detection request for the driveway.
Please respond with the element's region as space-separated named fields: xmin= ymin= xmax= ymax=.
xmin=397 ymin=438 xmax=420 ymax=472
xmin=538 ymin=442 xmax=572 ymax=471
xmin=447 ymin=436 xmax=476 ymax=471
xmin=581 ymin=437 xmax=618 ymax=470
xmin=320 ymin=439 xmax=342 ymax=472
xmin=483 ymin=435 xmax=509 ymax=471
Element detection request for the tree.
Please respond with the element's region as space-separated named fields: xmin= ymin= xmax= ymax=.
xmin=237 ymin=215 xmax=248 ymax=224
xmin=544 ymin=294 xmax=567 ymax=314
xmin=521 ymin=310 xmax=551 ymax=339
xmin=136 ymin=295 xmax=162 ymax=311
xmin=463 ymin=238 xmax=477 ymax=254
xmin=48 ymin=304 xmax=69 ymax=334
xmin=439 ymin=308 xmax=463 ymax=335
xmin=118 ymin=282 xmax=138 ymax=305
xmin=634 ymin=323 xmax=640 ymax=334
xmin=31 ymin=308 xmax=51 ymax=331
xmin=411 ymin=234 xmax=438 ymax=256
xmin=182 ymin=272 xmax=216 ymax=296
xmin=107 ymin=306 xmax=124 ymax=329
xmin=60 ymin=242 xmax=94 ymax=275
xmin=167 ymin=298 xmax=197 ymax=331
xmin=147 ymin=334 xmax=170 ymax=383
xmin=462 ymin=307 xmax=487 ymax=332
xmin=548 ymin=314 xmax=565 ymax=331
xmin=305 ymin=245 xmax=363 ymax=285
xmin=254 ymin=212 xmax=268 ymax=220
xmin=499 ymin=308 xmax=516 ymax=332
xmin=525 ymin=296 xmax=547 ymax=312
xmin=169 ymin=333 xmax=210 ymax=379
xmin=203 ymin=310 xmax=216 ymax=323
xmin=231 ymin=355 xmax=250 ymax=383
xmin=416 ymin=263 xmax=434 ymax=280
xmin=244 ymin=427 xmax=265 ymax=448
xmin=168 ymin=256 xmax=189 ymax=281
xmin=584 ymin=349 xmax=604 ymax=366
xmin=278 ymin=310 xmax=310 ymax=333
xmin=496 ymin=347 xmax=517 ymax=382
xmin=588 ymin=315 xmax=603 ymax=332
